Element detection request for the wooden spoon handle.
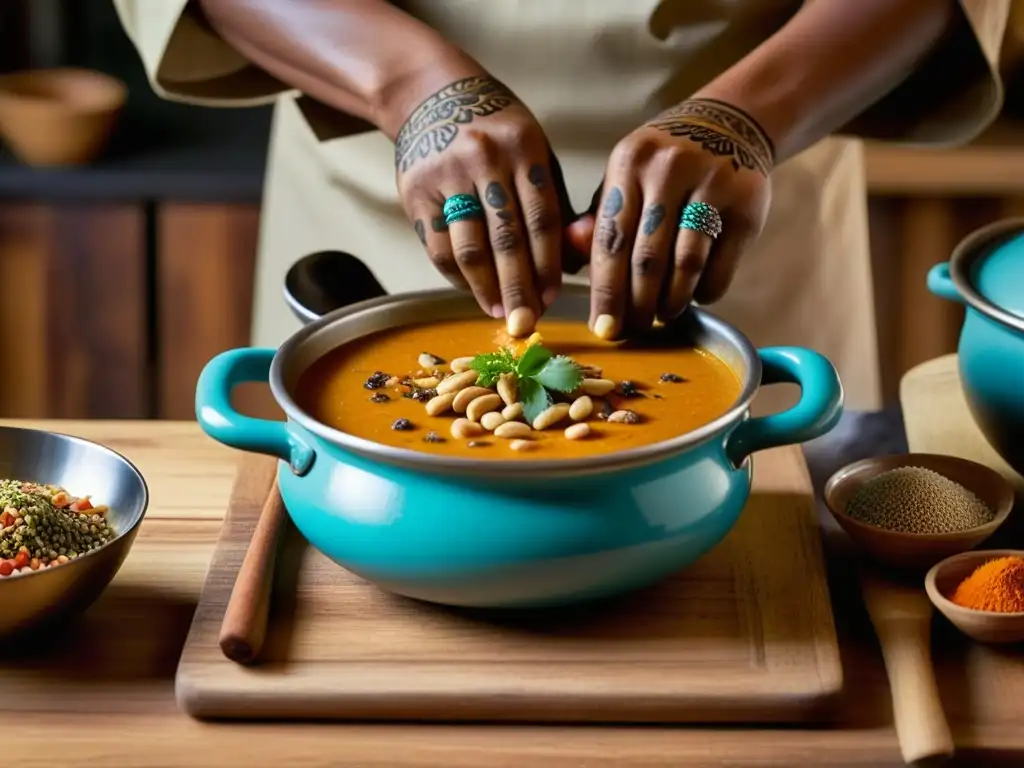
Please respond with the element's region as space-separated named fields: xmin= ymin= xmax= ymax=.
xmin=218 ymin=477 xmax=288 ymax=664
xmin=861 ymin=574 xmax=954 ymax=766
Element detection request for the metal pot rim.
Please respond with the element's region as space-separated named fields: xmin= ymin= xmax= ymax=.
xmin=267 ymin=286 xmax=764 ymax=478
xmin=949 ymin=217 xmax=1024 ymax=335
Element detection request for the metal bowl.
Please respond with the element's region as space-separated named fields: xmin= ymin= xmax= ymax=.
xmin=0 ymin=425 xmax=148 ymax=638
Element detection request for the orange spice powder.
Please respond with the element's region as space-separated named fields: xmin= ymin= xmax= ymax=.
xmin=950 ymin=556 xmax=1024 ymax=613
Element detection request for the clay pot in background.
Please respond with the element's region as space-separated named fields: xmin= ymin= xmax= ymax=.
xmin=0 ymin=67 xmax=127 ymax=167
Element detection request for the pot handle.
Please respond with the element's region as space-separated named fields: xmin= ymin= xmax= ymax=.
xmin=725 ymin=347 xmax=843 ymax=467
xmin=195 ymin=347 xmax=315 ymax=476
xmin=926 ymin=263 xmax=962 ymax=303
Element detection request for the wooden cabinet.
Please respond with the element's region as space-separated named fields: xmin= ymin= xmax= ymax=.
xmin=155 ymin=203 xmax=262 ymax=420
xmin=0 ymin=200 xmax=264 ymax=420
xmin=0 ymin=203 xmax=148 ymax=418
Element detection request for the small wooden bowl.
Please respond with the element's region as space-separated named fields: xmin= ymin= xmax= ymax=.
xmin=0 ymin=68 xmax=126 ymax=166
xmin=824 ymin=453 xmax=1015 ymax=571
xmin=925 ymin=550 xmax=1024 ymax=644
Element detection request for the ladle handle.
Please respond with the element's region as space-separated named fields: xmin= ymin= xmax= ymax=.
xmin=861 ymin=576 xmax=954 ymax=766
xmin=218 ymin=477 xmax=288 ymax=664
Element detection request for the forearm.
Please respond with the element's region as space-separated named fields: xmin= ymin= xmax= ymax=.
xmin=693 ymin=0 xmax=958 ymax=163
xmin=196 ymin=0 xmax=484 ymax=136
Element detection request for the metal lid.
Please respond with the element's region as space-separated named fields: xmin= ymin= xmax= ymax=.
xmin=972 ymin=230 xmax=1024 ymax=320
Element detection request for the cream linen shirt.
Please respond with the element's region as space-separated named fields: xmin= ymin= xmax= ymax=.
xmin=113 ymin=0 xmax=1007 ymax=412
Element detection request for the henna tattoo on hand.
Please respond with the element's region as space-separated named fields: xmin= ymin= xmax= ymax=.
xmin=431 ymin=216 xmax=448 ymax=233
xmin=485 ymin=182 xmax=508 ymax=209
xmin=414 ymin=219 xmax=427 ymax=245
xmin=602 ymin=186 xmax=624 ymax=217
xmin=646 ymin=98 xmax=775 ymax=175
xmin=641 ymin=204 xmax=665 ymax=237
xmin=394 ymin=76 xmax=517 ymax=173
xmin=527 ymin=164 xmax=548 ymax=189
xmin=596 ymin=185 xmax=627 ymax=256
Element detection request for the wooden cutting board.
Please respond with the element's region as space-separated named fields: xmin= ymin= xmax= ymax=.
xmin=175 ymin=446 xmax=842 ymax=724
xmin=900 ymin=354 xmax=1024 ymax=497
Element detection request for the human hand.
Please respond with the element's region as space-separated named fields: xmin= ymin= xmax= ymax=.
xmin=566 ymin=98 xmax=774 ymax=339
xmin=392 ymin=71 xmax=573 ymax=336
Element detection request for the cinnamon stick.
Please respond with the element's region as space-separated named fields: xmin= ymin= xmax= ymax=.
xmin=218 ymin=476 xmax=288 ymax=664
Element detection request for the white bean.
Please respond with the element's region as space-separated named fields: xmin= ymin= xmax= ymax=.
xmin=450 ymin=357 xmax=474 ymax=373
xmin=480 ymin=412 xmax=505 ymax=431
xmin=581 ymin=378 xmax=615 ymax=397
xmin=494 ymin=421 xmax=533 ymax=439
xmin=466 ymin=393 xmax=503 ymax=422
xmin=496 ymin=373 xmax=517 ymax=407
xmin=453 ymin=386 xmax=494 ymax=413
xmin=451 ymin=418 xmax=484 ymax=439
xmin=436 ymin=370 xmax=479 ymax=395
xmin=411 ymin=376 xmax=439 ymax=389
xmin=608 ymin=409 xmax=641 ymax=424
xmin=425 ymin=392 xmax=457 ymax=416
xmin=564 ymin=423 xmax=591 ymax=440
xmin=569 ymin=395 xmax=593 ymax=421
xmin=418 ymin=353 xmax=443 ymax=369
xmin=532 ymin=403 xmax=571 ymax=431
xmin=510 ymin=439 xmax=536 ymax=452
xmin=501 ymin=402 xmax=523 ymax=421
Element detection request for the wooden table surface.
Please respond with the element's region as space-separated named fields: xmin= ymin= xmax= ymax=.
xmin=3 ymin=419 xmax=1023 ymax=768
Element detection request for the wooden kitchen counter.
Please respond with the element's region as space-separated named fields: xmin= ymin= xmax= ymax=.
xmin=3 ymin=419 xmax=1022 ymax=768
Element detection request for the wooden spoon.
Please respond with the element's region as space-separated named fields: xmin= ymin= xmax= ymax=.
xmin=859 ymin=568 xmax=954 ymax=767
xmin=218 ymin=477 xmax=288 ymax=664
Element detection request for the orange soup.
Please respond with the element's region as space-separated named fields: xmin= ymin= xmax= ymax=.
xmin=294 ymin=318 xmax=742 ymax=460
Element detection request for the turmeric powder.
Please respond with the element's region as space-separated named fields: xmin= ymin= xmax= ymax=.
xmin=950 ymin=556 xmax=1024 ymax=613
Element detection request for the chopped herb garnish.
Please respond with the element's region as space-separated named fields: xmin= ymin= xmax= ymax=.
xmin=516 ymin=344 xmax=552 ymax=377
xmin=468 ymin=347 xmax=517 ymax=387
xmin=532 ymin=355 xmax=584 ymax=393
xmin=518 ymin=377 xmax=553 ymax=424
xmin=468 ymin=342 xmax=586 ymax=425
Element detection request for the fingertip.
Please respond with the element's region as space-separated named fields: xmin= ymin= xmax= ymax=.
xmin=491 ymin=303 xmax=505 ymax=319
xmin=507 ymin=305 xmax=536 ymax=338
xmin=592 ymin=313 xmax=618 ymax=340
xmin=541 ymin=286 xmax=559 ymax=308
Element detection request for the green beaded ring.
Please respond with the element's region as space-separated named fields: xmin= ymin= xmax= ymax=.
xmin=443 ymin=193 xmax=484 ymax=225
xmin=679 ymin=201 xmax=723 ymax=239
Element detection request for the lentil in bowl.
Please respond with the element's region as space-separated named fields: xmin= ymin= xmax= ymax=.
xmin=0 ymin=478 xmax=116 ymax=576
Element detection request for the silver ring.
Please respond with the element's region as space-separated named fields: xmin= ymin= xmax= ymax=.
xmin=679 ymin=201 xmax=723 ymax=239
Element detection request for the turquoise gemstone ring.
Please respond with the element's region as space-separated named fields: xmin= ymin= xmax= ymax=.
xmin=679 ymin=201 xmax=723 ymax=239
xmin=443 ymin=194 xmax=484 ymax=225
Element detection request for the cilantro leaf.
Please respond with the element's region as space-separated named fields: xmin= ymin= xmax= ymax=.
xmin=515 ymin=344 xmax=552 ymax=377
xmin=532 ymin=355 xmax=584 ymax=393
xmin=469 ymin=348 xmax=516 ymax=387
xmin=518 ymin=376 xmax=552 ymax=426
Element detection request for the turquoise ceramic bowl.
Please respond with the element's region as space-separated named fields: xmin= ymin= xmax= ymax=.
xmin=195 ymin=286 xmax=843 ymax=609
xmin=928 ymin=219 xmax=1024 ymax=478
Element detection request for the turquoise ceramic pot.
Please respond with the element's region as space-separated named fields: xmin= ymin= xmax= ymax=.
xmin=195 ymin=286 xmax=843 ymax=608
xmin=928 ymin=219 xmax=1024 ymax=478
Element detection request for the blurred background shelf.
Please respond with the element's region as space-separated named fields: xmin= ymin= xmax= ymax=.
xmin=1 ymin=0 xmax=1024 ymax=420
